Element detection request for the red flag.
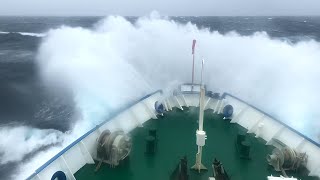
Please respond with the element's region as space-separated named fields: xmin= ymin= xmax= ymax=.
xmin=192 ymin=39 xmax=196 ymax=54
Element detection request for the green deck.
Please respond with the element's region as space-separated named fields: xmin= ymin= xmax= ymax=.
xmin=75 ymin=107 xmax=318 ymax=180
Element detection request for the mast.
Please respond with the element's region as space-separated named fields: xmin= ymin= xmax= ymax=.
xmin=191 ymin=39 xmax=196 ymax=90
xmin=199 ymin=59 xmax=205 ymax=131
xmin=191 ymin=58 xmax=207 ymax=172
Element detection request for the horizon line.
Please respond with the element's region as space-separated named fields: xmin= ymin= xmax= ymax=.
xmin=1 ymin=14 xmax=320 ymax=17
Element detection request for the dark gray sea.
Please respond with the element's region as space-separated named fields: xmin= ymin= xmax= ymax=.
xmin=1 ymin=16 xmax=320 ymax=179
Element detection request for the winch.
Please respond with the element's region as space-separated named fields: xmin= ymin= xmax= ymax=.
xmin=95 ymin=130 xmax=132 ymax=168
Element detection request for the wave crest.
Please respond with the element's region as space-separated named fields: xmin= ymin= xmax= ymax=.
xmin=12 ymin=13 xmax=320 ymax=179
xmin=0 ymin=31 xmax=45 ymax=37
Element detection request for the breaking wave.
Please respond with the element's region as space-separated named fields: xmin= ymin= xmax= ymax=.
xmin=9 ymin=12 xmax=320 ymax=179
xmin=0 ymin=125 xmax=64 ymax=164
xmin=0 ymin=31 xmax=45 ymax=37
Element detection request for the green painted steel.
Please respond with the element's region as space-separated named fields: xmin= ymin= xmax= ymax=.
xmin=75 ymin=107 xmax=318 ymax=180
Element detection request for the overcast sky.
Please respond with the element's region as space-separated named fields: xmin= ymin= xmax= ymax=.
xmin=1 ymin=0 xmax=320 ymax=16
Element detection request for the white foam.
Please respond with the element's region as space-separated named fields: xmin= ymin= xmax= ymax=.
xmin=17 ymin=32 xmax=46 ymax=37
xmin=0 ymin=126 xmax=64 ymax=164
xmin=0 ymin=31 xmax=45 ymax=37
xmin=11 ymin=12 xmax=320 ymax=179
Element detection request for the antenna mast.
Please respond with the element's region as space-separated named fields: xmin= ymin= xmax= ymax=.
xmin=191 ymin=39 xmax=196 ymax=89
xmin=191 ymin=54 xmax=207 ymax=172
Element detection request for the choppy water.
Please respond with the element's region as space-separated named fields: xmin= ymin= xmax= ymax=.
xmin=1 ymin=15 xmax=320 ymax=179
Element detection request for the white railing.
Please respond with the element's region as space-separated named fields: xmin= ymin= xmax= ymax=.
xmin=27 ymin=84 xmax=320 ymax=179
xmin=166 ymin=84 xmax=320 ymax=178
xmin=27 ymin=90 xmax=162 ymax=180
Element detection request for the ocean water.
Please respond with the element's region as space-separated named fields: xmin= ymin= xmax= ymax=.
xmin=0 ymin=15 xmax=320 ymax=179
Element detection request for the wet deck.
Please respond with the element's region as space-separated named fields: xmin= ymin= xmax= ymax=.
xmin=75 ymin=107 xmax=318 ymax=180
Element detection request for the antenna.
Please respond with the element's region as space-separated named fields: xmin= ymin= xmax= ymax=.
xmin=191 ymin=56 xmax=207 ymax=173
xmin=200 ymin=58 xmax=204 ymax=85
xmin=191 ymin=39 xmax=196 ymax=89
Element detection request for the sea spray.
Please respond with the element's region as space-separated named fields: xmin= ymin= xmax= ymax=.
xmin=14 ymin=12 xmax=320 ymax=179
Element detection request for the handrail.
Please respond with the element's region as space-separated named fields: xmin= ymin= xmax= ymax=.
xmin=26 ymin=88 xmax=319 ymax=179
xmin=26 ymin=90 xmax=162 ymax=180
xmin=221 ymin=92 xmax=320 ymax=148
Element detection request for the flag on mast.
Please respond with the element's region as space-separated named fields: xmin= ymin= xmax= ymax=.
xmin=192 ymin=39 xmax=196 ymax=54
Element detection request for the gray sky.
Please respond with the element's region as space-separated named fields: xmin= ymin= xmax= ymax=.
xmin=1 ymin=0 xmax=320 ymax=16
